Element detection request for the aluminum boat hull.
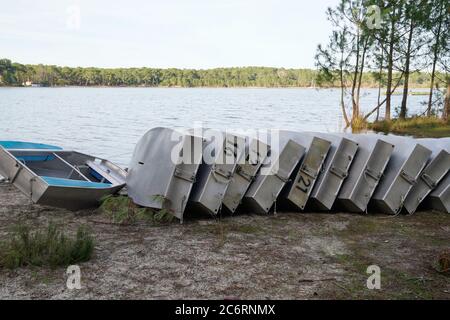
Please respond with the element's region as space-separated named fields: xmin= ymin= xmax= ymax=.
xmin=126 ymin=127 xmax=203 ymax=221
xmin=403 ymin=138 xmax=450 ymax=214
xmin=336 ymin=134 xmax=394 ymax=213
xmin=244 ymin=135 xmax=306 ymax=214
xmin=308 ymin=133 xmax=359 ymax=211
xmin=0 ymin=147 xmax=126 ymax=211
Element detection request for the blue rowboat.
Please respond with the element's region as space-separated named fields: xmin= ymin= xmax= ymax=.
xmin=0 ymin=143 xmax=126 ymax=210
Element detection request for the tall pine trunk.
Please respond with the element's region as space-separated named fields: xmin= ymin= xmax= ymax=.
xmin=427 ymin=0 xmax=444 ymax=116
xmin=385 ymin=10 xmax=396 ymax=121
xmin=400 ymin=19 xmax=414 ymax=119
xmin=376 ymin=44 xmax=384 ymax=121
xmin=351 ymin=31 xmax=361 ymax=124
xmin=340 ymin=50 xmax=350 ymax=127
xmin=356 ymin=39 xmax=369 ymax=116
xmin=443 ymin=82 xmax=450 ymax=121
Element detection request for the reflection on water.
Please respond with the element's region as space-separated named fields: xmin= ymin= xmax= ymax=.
xmin=0 ymin=87 xmax=427 ymax=166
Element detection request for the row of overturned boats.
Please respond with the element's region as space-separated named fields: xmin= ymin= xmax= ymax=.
xmin=0 ymin=127 xmax=449 ymax=221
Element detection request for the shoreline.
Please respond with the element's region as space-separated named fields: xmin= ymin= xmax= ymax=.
xmin=0 ymin=85 xmax=435 ymax=90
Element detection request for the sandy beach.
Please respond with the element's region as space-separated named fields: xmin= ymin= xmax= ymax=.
xmin=0 ymin=182 xmax=448 ymax=299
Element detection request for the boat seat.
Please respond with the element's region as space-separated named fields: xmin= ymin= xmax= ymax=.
xmin=41 ymin=176 xmax=111 ymax=188
xmin=16 ymin=155 xmax=55 ymax=164
xmin=85 ymin=160 xmax=122 ymax=185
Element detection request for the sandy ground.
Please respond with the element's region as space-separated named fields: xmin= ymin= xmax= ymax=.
xmin=0 ymin=182 xmax=449 ymax=300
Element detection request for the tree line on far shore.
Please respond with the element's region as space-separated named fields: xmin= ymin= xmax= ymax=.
xmin=315 ymin=0 xmax=449 ymax=126
xmin=0 ymin=58 xmax=444 ymax=89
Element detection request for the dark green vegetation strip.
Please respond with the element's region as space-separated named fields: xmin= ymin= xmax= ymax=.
xmin=0 ymin=58 xmax=442 ymax=88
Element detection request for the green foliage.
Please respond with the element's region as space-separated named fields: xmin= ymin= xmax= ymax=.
xmin=100 ymin=195 xmax=175 ymax=225
xmin=0 ymin=58 xmax=441 ymax=88
xmin=316 ymin=0 xmax=450 ymax=122
xmin=100 ymin=195 xmax=135 ymax=224
xmin=0 ymin=222 xmax=94 ymax=269
xmin=0 ymin=59 xmax=18 ymax=85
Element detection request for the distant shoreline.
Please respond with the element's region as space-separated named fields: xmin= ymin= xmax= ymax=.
xmin=1 ymin=58 xmax=443 ymax=90
xmin=0 ymin=85 xmax=433 ymax=90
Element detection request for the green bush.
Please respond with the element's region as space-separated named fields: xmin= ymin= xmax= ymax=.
xmin=0 ymin=222 xmax=94 ymax=269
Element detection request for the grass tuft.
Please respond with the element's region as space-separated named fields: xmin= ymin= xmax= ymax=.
xmin=0 ymin=222 xmax=94 ymax=269
xmin=351 ymin=115 xmax=368 ymax=133
xmin=100 ymin=195 xmax=175 ymax=225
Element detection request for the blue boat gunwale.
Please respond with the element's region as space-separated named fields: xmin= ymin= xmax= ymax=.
xmin=40 ymin=176 xmax=114 ymax=189
xmin=0 ymin=141 xmax=63 ymax=151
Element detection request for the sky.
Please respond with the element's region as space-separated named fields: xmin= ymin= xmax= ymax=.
xmin=0 ymin=0 xmax=340 ymax=69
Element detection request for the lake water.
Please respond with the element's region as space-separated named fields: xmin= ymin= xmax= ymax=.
xmin=0 ymin=87 xmax=428 ymax=166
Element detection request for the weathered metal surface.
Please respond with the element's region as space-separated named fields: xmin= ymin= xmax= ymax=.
xmin=243 ymin=137 xmax=306 ymax=214
xmin=127 ymin=127 xmax=203 ymax=220
xmin=370 ymin=135 xmax=431 ymax=214
xmin=336 ymin=134 xmax=394 ymax=213
xmin=423 ymin=138 xmax=450 ymax=213
xmin=222 ymin=137 xmax=270 ymax=213
xmin=403 ymin=138 xmax=450 ymax=214
xmin=0 ymin=148 xmax=126 ymax=211
xmin=278 ymin=131 xmax=331 ymax=210
xmin=427 ymin=172 xmax=450 ymax=213
xmin=4 ymin=128 xmax=448 ymax=217
xmin=308 ymin=133 xmax=358 ymax=211
xmin=188 ymin=131 xmax=246 ymax=215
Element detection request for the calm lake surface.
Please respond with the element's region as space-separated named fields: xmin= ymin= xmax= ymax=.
xmin=0 ymin=87 xmax=427 ymax=166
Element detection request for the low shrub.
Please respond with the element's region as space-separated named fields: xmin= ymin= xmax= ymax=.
xmin=0 ymin=222 xmax=94 ymax=269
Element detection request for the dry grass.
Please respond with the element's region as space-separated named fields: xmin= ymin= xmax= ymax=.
xmin=351 ymin=115 xmax=368 ymax=133
xmin=369 ymin=117 xmax=450 ymax=138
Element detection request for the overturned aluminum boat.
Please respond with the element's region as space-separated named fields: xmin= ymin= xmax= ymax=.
xmin=370 ymin=135 xmax=431 ymax=215
xmin=403 ymin=138 xmax=450 ymax=214
xmin=244 ymin=134 xmax=306 ymax=214
xmin=0 ymin=144 xmax=126 ymax=210
xmin=126 ymin=127 xmax=203 ymax=221
xmin=427 ymin=172 xmax=450 ymax=213
xmin=423 ymin=137 xmax=450 ymax=213
xmin=308 ymin=133 xmax=359 ymax=211
xmin=278 ymin=131 xmax=331 ymax=211
xmin=336 ymin=134 xmax=394 ymax=213
xmin=222 ymin=137 xmax=270 ymax=213
xmin=188 ymin=130 xmax=246 ymax=215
